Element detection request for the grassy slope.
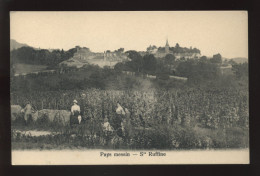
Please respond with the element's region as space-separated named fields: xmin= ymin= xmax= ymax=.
xmin=14 ymin=63 xmax=48 ymax=74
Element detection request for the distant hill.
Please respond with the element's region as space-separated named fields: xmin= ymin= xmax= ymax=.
xmin=10 ymin=39 xmax=30 ymax=51
xmin=230 ymin=57 xmax=248 ymax=64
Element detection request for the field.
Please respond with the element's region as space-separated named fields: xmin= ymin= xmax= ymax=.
xmin=14 ymin=63 xmax=48 ymax=75
xmin=11 ymin=87 xmax=249 ymax=150
xmin=88 ymin=59 xmax=118 ymax=68
xmin=60 ymin=58 xmax=120 ymax=68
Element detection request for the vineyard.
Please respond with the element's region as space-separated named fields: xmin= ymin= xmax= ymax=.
xmin=11 ymin=86 xmax=249 ymax=150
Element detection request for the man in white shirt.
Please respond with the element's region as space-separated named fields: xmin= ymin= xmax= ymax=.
xmin=102 ymin=117 xmax=114 ymax=145
xmin=116 ymin=102 xmax=125 ymax=115
xmin=113 ymin=102 xmax=126 ymax=137
xmin=22 ymin=101 xmax=34 ymax=124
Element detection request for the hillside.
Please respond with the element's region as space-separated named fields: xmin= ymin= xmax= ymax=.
xmin=59 ymin=57 xmax=89 ymax=68
xmin=59 ymin=55 xmax=121 ymax=68
xmin=13 ymin=63 xmax=48 ymax=75
xmin=231 ymin=57 xmax=248 ymax=64
xmin=59 ymin=48 xmax=127 ymax=68
xmin=10 ymin=39 xmax=29 ymax=50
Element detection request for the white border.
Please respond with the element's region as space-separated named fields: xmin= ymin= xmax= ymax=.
xmin=12 ymin=149 xmax=249 ymax=165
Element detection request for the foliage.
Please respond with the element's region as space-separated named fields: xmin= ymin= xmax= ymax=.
xmin=11 ymin=46 xmax=77 ymax=67
xmin=232 ymin=63 xmax=248 ymax=79
xmin=164 ymin=54 xmax=175 ymax=65
xmin=146 ymin=45 xmax=157 ymax=52
xmin=11 ymin=86 xmax=248 ymax=130
xmin=117 ymin=50 xmax=224 ymax=85
xmin=125 ymin=50 xmax=143 ymax=72
xmin=11 ymin=122 xmax=249 ymax=150
xmin=11 ymin=70 xmax=249 ymax=150
xmin=11 ymin=65 xmax=143 ymax=92
xmin=142 ymin=54 xmax=157 ymax=74
xmin=176 ymin=59 xmax=221 ymax=83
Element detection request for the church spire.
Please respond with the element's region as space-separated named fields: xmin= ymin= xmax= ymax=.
xmin=166 ymin=38 xmax=169 ymax=47
xmin=165 ymin=37 xmax=170 ymax=53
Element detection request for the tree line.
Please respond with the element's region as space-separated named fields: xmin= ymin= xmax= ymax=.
xmin=115 ymin=51 xmax=225 ymax=81
xmin=11 ymin=46 xmax=77 ymax=66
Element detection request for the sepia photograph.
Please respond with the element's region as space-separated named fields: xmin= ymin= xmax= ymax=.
xmin=10 ymin=11 xmax=249 ymax=165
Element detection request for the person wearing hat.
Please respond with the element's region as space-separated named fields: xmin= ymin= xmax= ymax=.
xmin=22 ymin=100 xmax=34 ymax=124
xmin=70 ymin=99 xmax=81 ymax=125
xmin=113 ymin=101 xmax=126 ymax=137
xmin=102 ymin=117 xmax=114 ymax=146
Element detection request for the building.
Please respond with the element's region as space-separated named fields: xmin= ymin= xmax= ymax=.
xmin=148 ymin=39 xmax=201 ymax=59
xmin=153 ymin=39 xmax=174 ymax=58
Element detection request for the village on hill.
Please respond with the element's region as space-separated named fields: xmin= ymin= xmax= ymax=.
xmin=10 ymin=37 xmax=247 ymax=86
xmin=10 ymin=38 xmax=241 ymax=82
xmin=59 ymin=39 xmax=202 ymax=69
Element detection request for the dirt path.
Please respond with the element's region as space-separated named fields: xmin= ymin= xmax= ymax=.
xmin=13 ymin=130 xmax=57 ymax=137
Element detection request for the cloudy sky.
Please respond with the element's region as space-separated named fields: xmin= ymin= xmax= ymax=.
xmin=10 ymin=11 xmax=248 ymax=58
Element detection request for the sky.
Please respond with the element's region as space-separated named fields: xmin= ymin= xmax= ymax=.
xmin=10 ymin=11 xmax=248 ymax=58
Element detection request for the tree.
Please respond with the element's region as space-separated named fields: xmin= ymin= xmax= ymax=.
xmin=11 ymin=46 xmax=35 ymax=64
xmin=232 ymin=63 xmax=248 ymax=79
xmin=117 ymin=48 xmax=124 ymax=53
xmin=114 ymin=62 xmax=125 ymax=72
xmin=125 ymin=50 xmax=143 ymax=72
xmin=196 ymin=61 xmax=220 ymax=80
xmin=146 ymin=45 xmax=157 ymax=52
xmin=10 ymin=46 xmax=78 ymax=66
xmin=228 ymin=59 xmax=236 ymax=65
xmin=143 ymin=54 xmax=157 ymax=73
xmin=192 ymin=48 xmax=201 ymax=54
xmin=164 ymin=54 xmax=175 ymax=65
xmin=176 ymin=59 xmax=220 ymax=82
xmin=200 ymin=56 xmax=208 ymax=62
xmin=155 ymin=59 xmax=168 ymax=75
xmin=176 ymin=60 xmax=195 ymax=78
xmin=157 ymin=47 xmax=165 ymax=53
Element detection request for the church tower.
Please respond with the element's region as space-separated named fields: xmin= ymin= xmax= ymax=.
xmin=165 ymin=38 xmax=170 ymax=53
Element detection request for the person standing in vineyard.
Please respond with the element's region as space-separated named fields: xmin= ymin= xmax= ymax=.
xmin=21 ymin=101 xmax=34 ymax=124
xmin=113 ymin=102 xmax=125 ymax=137
xmin=121 ymin=103 xmax=133 ymax=141
xmin=70 ymin=100 xmax=81 ymax=125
